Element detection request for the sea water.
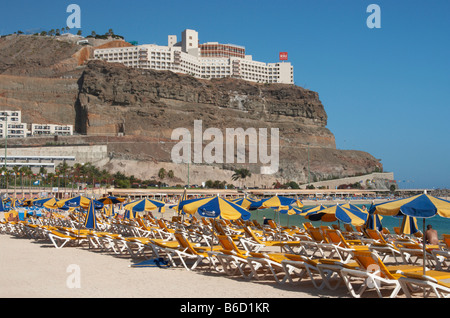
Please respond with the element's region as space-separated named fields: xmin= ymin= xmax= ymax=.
xmin=250 ymin=205 xmax=450 ymax=237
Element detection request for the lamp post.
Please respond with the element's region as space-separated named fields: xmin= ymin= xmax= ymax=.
xmin=4 ymin=113 xmax=7 ymax=170
xmin=4 ymin=113 xmax=7 ymax=195
xmin=307 ymin=142 xmax=310 ymax=185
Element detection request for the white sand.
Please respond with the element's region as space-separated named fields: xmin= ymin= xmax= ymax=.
xmin=0 ymin=233 xmax=347 ymax=299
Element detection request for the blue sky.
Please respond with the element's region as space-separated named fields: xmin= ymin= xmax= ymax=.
xmin=1 ymin=0 xmax=449 ymax=189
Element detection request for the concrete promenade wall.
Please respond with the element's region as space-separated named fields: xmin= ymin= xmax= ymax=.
xmin=5 ymin=145 xmax=108 ymax=165
xmin=299 ymin=172 xmax=395 ymax=189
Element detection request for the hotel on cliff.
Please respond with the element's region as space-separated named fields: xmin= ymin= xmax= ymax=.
xmin=93 ymin=29 xmax=294 ymax=84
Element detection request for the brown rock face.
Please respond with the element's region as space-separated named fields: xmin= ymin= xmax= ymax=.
xmin=0 ymin=35 xmax=82 ymax=78
xmin=75 ymin=60 xmax=382 ymax=183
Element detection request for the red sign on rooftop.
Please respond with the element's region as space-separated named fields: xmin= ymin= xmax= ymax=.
xmin=279 ymin=52 xmax=288 ymax=61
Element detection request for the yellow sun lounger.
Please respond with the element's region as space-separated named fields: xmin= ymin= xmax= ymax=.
xmin=246 ymin=252 xmax=291 ymax=283
xmin=172 ymin=231 xmax=217 ymax=271
xmin=241 ymin=226 xmax=302 ymax=254
xmin=47 ymin=229 xmax=88 ymax=249
xmin=340 ymin=250 xmax=430 ymax=298
xmin=398 ymin=270 xmax=450 ymax=298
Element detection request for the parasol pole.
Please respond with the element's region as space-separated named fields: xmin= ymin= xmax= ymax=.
xmin=423 ymin=218 xmax=426 ymax=276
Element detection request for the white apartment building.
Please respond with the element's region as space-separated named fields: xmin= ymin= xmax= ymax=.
xmin=0 ymin=110 xmax=74 ymax=138
xmin=94 ymin=29 xmax=294 ymax=84
xmin=0 ymin=110 xmax=21 ymax=123
xmin=30 ymin=124 xmax=73 ymax=136
xmin=0 ymin=122 xmax=28 ymax=138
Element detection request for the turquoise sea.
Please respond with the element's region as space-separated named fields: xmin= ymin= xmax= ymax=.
xmin=250 ymin=205 xmax=450 ymax=238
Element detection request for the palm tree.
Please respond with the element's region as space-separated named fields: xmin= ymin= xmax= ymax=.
xmin=0 ymin=166 xmax=7 ymax=190
xmin=11 ymin=166 xmax=19 ymax=198
xmin=158 ymin=168 xmax=166 ymax=180
xmin=47 ymin=172 xmax=55 ymax=188
xmin=56 ymin=161 xmax=70 ymax=189
xmin=19 ymin=166 xmax=32 ymax=197
xmin=231 ymin=168 xmax=252 ymax=189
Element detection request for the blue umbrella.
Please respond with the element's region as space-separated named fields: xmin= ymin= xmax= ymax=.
xmin=178 ymin=195 xmax=251 ymax=220
xmin=32 ymin=197 xmax=59 ymax=209
xmin=124 ymin=198 xmax=166 ymax=219
xmin=400 ymin=214 xmax=419 ymax=235
xmin=98 ymin=196 xmax=126 ymax=205
xmin=301 ymin=204 xmax=368 ymax=226
xmin=365 ymin=203 xmax=383 ymax=231
xmin=57 ymin=195 xmax=104 ymax=210
xmin=232 ymin=196 xmax=258 ymax=209
xmin=373 ymin=192 xmax=450 ymax=275
xmin=84 ymin=199 xmax=97 ymax=230
xmin=248 ymin=197 xmax=270 ymax=210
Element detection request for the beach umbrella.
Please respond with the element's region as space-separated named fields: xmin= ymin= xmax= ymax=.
xmin=300 ymin=204 xmax=331 ymax=221
xmin=248 ymin=197 xmax=270 ymax=210
xmin=171 ymin=188 xmax=188 ymax=214
xmin=261 ymin=195 xmax=303 ymax=210
xmin=365 ymin=212 xmax=384 ymax=231
xmin=302 ymin=204 xmax=369 ymax=226
xmin=256 ymin=195 xmax=303 ymax=224
xmin=277 ymin=205 xmax=303 ymax=215
xmin=399 ymin=214 xmax=419 ymax=235
xmin=364 ymin=202 xmax=383 ymax=231
xmin=98 ymin=196 xmax=126 ymax=205
xmin=232 ymin=196 xmax=258 ymax=209
xmin=373 ymin=191 xmax=450 ymax=275
xmin=99 ymin=196 xmax=125 ymax=217
xmin=178 ymin=195 xmax=251 ymax=221
xmin=301 ymin=204 xmax=333 ymax=222
xmin=84 ymin=199 xmax=97 ymax=230
xmin=32 ymin=197 xmax=59 ymax=209
xmin=22 ymin=198 xmax=35 ymax=207
xmin=124 ymin=198 xmax=166 ymax=219
xmin=57 ymin=195 xmax=104 ymax=210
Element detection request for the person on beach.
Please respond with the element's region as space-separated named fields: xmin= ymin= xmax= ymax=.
xmin=424 ymin=224 xmax=439 ymax=245
xmin=7 ymin=213 xmax=19 ymax=223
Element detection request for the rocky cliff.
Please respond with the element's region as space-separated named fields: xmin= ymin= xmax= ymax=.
xmin=75 ymin=60 xmax=382 ymax=184
xmin=0 ymin=35 xmax=383 ymax=186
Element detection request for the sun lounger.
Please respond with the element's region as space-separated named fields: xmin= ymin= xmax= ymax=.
xmin=364 ymin=229 xmax=404 ymax=264
xmin=297 ymin=227 xmax=336 ymax=258
xmin=281 ymin=254 xmax=347 ymax=290
xmin=246 ymin=252 xmax=291 ymax=283
xmin=46 ymin=229 xmax=88 ymax=249
xmin=340 ymin=250 xmax=430 ymax=298
xmin=171 ymin=231 xmax=217 ymax=271
xmin=398 ymin=270 xmax=450 ymax=298
xmin=214 ymin=249 xmax=255 ymax=279
xmin=396 ymin=241 xmax=441 ymax=269
xmin=321 ymin=229 xmax=369 ymax=262
xmin=431 ymin=234 xmax=450 ymax=270
xmin=240 ymin=226 xmax=302 ymax=254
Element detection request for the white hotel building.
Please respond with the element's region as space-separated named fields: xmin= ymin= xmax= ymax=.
xmin=93 ymin=29 xmax=294 ymax=84
xmin=0 ymin=110 xmax=73 ymax=139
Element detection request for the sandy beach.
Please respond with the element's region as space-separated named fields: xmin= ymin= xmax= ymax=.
xmin=1 ymin=203 xmax=436 ymax=303
xmin=0 ymin=232 xmax=346 ymax=299
xmin=0 ymin=206 xmax=349 ymax=301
